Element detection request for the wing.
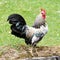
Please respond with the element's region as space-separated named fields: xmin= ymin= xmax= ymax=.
xmin=31 ymin=32 xmax=44 ymax=46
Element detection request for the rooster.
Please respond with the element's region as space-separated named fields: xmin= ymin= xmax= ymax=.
xmin=33 ymin=9 xmax=46 ymax=28
xmin=7 ymin=13 xmax=48 ymax=46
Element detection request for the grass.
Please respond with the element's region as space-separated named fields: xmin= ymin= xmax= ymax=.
xmin=0 ymin=0 xmax=60 ymax=46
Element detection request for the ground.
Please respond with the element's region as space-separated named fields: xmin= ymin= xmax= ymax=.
xmin=0 ymin=45 xmax=60 ymax=60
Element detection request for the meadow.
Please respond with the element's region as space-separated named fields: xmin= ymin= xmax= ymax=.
xmin=0 ymin=0 xmax=60 ymax=46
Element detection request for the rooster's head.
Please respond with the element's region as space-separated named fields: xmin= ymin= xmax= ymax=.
xmin=41 ymin=8 xmax=46 ymax=19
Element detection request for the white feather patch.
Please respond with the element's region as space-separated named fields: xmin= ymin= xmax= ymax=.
xmin=32 ymin=35 xmax=39 ymax=44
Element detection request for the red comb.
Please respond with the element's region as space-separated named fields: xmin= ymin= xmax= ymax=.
xmin=41 ymin=8 xmax=46 ymax=13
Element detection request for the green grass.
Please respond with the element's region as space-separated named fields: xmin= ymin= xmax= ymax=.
xmin=0 ymin=0 xmax=60 ymax=46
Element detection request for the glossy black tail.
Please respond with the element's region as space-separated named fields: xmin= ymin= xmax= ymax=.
xmin=7 ymin=14 xmax=26 ymax=38
xmin=7 ymin=14 xmax=26 ymax=25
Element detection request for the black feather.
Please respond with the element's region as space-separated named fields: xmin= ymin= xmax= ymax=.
xmin=11 ymin=25 xmax=26 ymax=38
xmin=7 ymin=14 xmax=27 ymax=38
xmin=7 ymin=14 xmax=26 ymax=25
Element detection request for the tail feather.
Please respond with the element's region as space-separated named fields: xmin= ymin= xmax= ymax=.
xmin=7 ymin=14 xmax=26 ymax=38
xmin=7 ymin=14 xmax=26 ymax=25
xmin=11 ymin=25 xmax=26 ymax=38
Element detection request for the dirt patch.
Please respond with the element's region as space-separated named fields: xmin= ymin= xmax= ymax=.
xmin=0 ymin=45 xmax=60 ymax=60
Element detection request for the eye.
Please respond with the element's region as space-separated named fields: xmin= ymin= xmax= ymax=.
xmin=41 ymin=12 xmax=44 ymax=15
xmin=41 ymin=12 xmax=43 ymax=14
xmin=41 ymin=12 xmax=45 ymax=15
